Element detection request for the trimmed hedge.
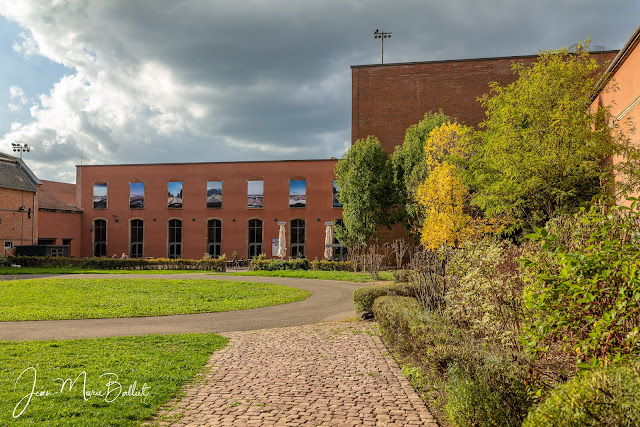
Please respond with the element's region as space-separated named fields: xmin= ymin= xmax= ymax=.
xmin=353 ymin=283 xmax=417 ymax=312
xmin=524 ymin=359 xmax=640 ymax=426
xmin=250 ymin=258 xmax=354 ymax=271
xmin=250 ymin=258 xmax=311 ymax=271
xmin=6 ymin=255 xmax=227 ymax=272
xmin=311 ymin=259 xmax=353 ymax=271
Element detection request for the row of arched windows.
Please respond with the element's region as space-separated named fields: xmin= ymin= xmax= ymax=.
xmin=92 ymin=218 xmax=308 ymax=259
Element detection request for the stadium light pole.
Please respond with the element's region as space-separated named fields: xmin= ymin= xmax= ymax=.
xmin=11 ymin=143 xmax=30 ymax=160
xmin=373 ymin=29 xmax=391 ymax=64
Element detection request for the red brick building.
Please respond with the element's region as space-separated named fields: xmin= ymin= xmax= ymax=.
xmin=352 ymin=51 xmax=618 ymax=153
xmin=0 ymin=152 xmax=40 ymax=255
xmin=76 ymin=159 xmax=343 ymax=260
xmin=38 ymin=180 xmax=83 ymax=257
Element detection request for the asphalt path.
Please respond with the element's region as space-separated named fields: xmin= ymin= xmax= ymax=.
xmin=0 ymin=273 xmax=365 ymax=341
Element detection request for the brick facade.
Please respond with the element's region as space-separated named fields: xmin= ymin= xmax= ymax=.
xmin=77 ymin=160 xmax=342 ymax=260
xmin=352 ymin=51 xmax=618 ymax=154
xmin=0 ymin=187 xmax=38 ymax=255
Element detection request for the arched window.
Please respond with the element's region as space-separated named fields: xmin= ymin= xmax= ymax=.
xmin=207 ymin=219 xmax=222 ymax=257
xmin=291 ymin=219 xmax=306 ymax=258
xmin=333 ymin=219 xmax=348 ymax=261
xmin=130 ymin=219 xmax=144 ymax=258
xmin=248 ymin=219 xmax=263 ymax=258
xmin=168 ymin=219 xmax=182 ymax=259
xmin=93 ymin=219 xmax=107 ymax=257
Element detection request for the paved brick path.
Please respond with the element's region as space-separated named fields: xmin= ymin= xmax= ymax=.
xmin=148 ymin=321 xmax=437 ymax=426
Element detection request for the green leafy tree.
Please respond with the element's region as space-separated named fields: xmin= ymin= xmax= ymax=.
xmin=471 ymin=42 xmax=637 ymax=234
xmin=335 ymin=136 xmax=396 ymax=245
xmin=391 ymin=111 xmax=453 ymax=238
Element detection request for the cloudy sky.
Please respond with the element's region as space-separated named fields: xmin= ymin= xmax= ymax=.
xmin=0 ymin=1 xmax=638 ymax=182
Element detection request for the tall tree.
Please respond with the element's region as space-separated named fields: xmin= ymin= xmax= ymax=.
xmin=334 ymin=136 xmax=396 ymax=245
xmin=471 ymin=43 xmax=637 ymax=234
xmin=391 ymin=111 xmax=453 ymax=239
xmin=416 ymin=122 xmax=478 ymax=249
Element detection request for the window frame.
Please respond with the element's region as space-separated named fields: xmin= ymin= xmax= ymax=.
xmin=93 ymin=182 xmax=108 ymax=209
xmin=129 ymin=218 xmax=144 ymax=259
xmin=168 ymin=218 xmax=183 ymax=259
xmin=207 ymin=218 xmax=223 ymax=258
xmin=290 ymin=218 xmax=306 ymax=258
xmin=332 ymin=180 xmax=343 ymax=208
xmin=93 ymin=218 xmax=107 ymax=257
xmin=129 ymin=181 xmax=145 ymax=210
xmin=289 ymin=178 xmax=307 ymax=208
xmin=167 ymin=181 xmax=184 ymax=209
xmin=206 ymin=180 xmax=223 ymax=209
xmin=247 ymin=179 xmax=264 ymax=209
xmin=247 ymin=218 xmax=263 ymax=258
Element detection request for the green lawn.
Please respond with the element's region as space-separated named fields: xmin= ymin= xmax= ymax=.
xmin=0 ymin=267 xmax=212 ymax=275
xmin=0 ymin=278 xmax=310 ymax=321
xmin=0 ymin=334 xmax=226 ymax=426
xmin=220 ymin=270 xmax=394 ymax=282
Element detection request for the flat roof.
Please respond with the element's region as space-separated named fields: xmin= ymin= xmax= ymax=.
xmin=76 ymin=158 xmax=340 ymax=168
xmin=351 ymin=50 xmax=619 ymax=69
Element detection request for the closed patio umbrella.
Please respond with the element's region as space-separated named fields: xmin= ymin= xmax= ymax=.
xmin=324 ymin=224 xmax=333 ymax=260
xmin=277 ymin=223 xmax=287 ymax=259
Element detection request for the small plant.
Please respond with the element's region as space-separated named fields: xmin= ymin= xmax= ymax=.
xmin=390 ymin=239 xmax=410 ymax=269
xmin=408 ymin=246 xmax=450 ymax=312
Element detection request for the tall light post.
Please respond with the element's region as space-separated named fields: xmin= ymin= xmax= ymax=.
xmin=11 ymin=143 xmax=30 ymax=160
xmin=373 ymin=29 xmax=391 ymax=64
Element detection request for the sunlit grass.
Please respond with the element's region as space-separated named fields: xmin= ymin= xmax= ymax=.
xmin=0 ymin=334 xmax=227 ymax=426
xmin=0 ymin=278 xmax=310 ymax=321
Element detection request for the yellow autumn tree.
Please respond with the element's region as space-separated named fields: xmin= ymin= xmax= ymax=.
xmin=417 ymin=122 xmax=501 ymax=249
xmin=417 ymin=161 xmax=470 ymax=249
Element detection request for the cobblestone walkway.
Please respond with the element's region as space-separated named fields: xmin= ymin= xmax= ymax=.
xmin=148 ymin=321 xmax=437 ymax=426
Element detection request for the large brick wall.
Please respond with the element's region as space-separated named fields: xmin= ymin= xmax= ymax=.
xmin=352 ymin=51 xmax=618 ymax=154
xmin=0 ymin=187 xmax=38 ymax=255
xmin=77 ymin=160 xmax=342 ymax=260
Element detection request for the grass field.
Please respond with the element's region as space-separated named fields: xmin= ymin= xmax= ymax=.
xmin=0 ymin=278 xmax=310 ymax=321
xmin=220 ymin=270 xmax=394 ymax=282
xmin=0 ymin=334 xmax=226 ymax=426
xmin=0 ymin=267 xmax=211 ymax=275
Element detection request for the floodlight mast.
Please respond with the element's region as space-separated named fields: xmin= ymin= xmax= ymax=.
xmin=373 ymin=29 xmax=391 ymax=64
xmin=11 ymin=143 xmax=30 ymax=160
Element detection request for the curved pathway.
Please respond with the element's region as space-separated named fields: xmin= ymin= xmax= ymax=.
xmin=0 ymin=273 xmax=363 ymax=341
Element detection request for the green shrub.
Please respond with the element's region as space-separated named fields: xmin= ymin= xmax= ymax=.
xmin=373 ymin=295 xmax=535 ymax=426
xmin=353 ymin=284 xmax=416 ymax=312
xmin=521 ymin=202 xmax=640 ymax=369
xmin=250 ymin=258 xmax=311 ymax=271
xmin=445 ymin=358 xmax=533 ymax=427
xmin=6 ymin=255 xmax=227 ymax=271
xmin=0 ymin=257 xmax=9 ymax=267
xmin=310 ymin=259 xmax=353 ymax=271
xmin=446 ymin=239 xmax=525 ymax=348
xmin=393 ymin=269 xmax=410 ymax=283
xmin=524 ymin=358 xmax=640 ymax=427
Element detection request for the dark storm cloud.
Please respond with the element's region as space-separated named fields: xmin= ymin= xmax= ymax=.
xmin=1 ymin=0 xmax=638 ymax=181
